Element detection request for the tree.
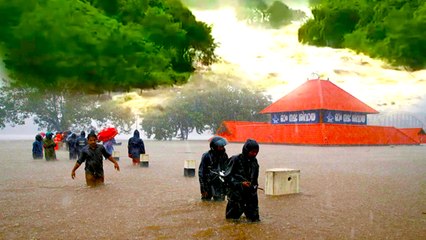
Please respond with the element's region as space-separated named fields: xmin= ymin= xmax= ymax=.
xmin=0 ymin=0 xmax=217 ymax=93
xmin=141 ymin=85 xmax=272 ymax=140
xmin=141 ymin=110 xmax=175 ymax=140
xmin=0 ymin=85 xmax=135 ymax=132
xmin=267 ymin=1 xmax=294 ymax=29
xmin=299 ymin=0 xmax=426 ymax=70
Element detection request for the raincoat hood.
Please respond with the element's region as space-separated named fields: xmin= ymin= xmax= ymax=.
xmin=46 ymin=132 xmax=54 ymax=139
xmin=133 ymin=130 xmax=140 ymax=138
xmin=242 ymin=139 xmax=259 ymax=157
xmin=35 ymin=134 xmax=43 ymax=141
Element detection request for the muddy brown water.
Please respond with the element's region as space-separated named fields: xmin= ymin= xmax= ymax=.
xmin=0 ymin=140 xmax=425 ymax=239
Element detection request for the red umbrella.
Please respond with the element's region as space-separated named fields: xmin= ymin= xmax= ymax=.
xmin=97 ymin=127 xmax=118 ymax=142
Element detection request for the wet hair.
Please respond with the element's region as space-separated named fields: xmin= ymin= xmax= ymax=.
xmin=87 ymin=132 xmax=97 ymax=140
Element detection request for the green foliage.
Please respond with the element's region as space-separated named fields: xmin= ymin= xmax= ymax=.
xmin=141 ymin=85 xmax=272 ymax=140
xmin=0 ymin=85 xmax=135 ymax=132
xmin=180 ymin=0 xmax=222 ymax=9
xmin=267 ymin=1 xmax=294 ymax=28
xmin=0 ymin=0 xmax=217 ymax=92
xmin=0 ymin=85 xmax=30 ymax=128
xmin=240 ymin=1 xmax=307 ymax=28
xmin=299 ymin=6 xmax=360 ymax=47
xmin=300 ymin=0 xmax=426 ymax=70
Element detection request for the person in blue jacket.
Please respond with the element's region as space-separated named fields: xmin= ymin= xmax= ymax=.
xmin=68 ymin=133 xmax=78 ymax=160
xmin=103 ymin=138 xmax=116 ymax=156
xmin=76 ymin=131 xmax=87 ymax=159
xmin=32 ymin=134 xmax=43 ymax=159
xmin=128 ymin=130 xmax=146 ymax=166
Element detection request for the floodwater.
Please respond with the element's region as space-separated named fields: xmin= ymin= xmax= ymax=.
xmin=0 ymin=140 xmax=425 ymax=239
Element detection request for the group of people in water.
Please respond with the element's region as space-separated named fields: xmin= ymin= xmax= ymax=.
xmin=198 ymin=137 xmax=261 ymax=222
xmin=32 ymin=130 xmax=260 ymax=222
xmin=32 ymin=130 xmax=93 ymax=161
xmin=32 ymin=129 xmax=146 ymax=162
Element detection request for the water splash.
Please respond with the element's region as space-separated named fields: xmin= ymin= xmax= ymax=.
xmin=119 ymin=7 xmax=426 ymax=116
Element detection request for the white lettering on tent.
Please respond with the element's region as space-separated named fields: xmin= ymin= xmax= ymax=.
xmin=310 ymin=113 xmax=316 ymax=121
xmin=343 ymin=114 xmax=351 ymax=122
xmin=335 ymin=113 xmax=342 ymax=122
xmin=352 ymin=114 xmax=366 ymax=123
xmin=280 ymin=114 xmax=289 ymax=123
xmin=299 ymin=113 xmax=316 ymax=122
xmin=289 ymin=114 xmax=298 ymax=122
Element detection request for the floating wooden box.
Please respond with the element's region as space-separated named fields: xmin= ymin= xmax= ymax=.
xmin=265 ymin=168 xmax=300 ymax=195
xmin=140 ymin=154 xmax=149 ymax=167
xmin=184 ymin=160 xmax=196 ymax=177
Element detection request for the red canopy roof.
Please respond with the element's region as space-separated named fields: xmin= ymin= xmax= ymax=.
xmin=260 ymin=79 xmax=379 ymax=114
xmin=217 ymin=121 xmax=419 ymax=145
xmin=398 ymin=128 xmax=426 ymax=143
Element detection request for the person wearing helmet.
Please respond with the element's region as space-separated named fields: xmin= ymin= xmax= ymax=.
xmin=223 ymin=139 xmax=260 ymax=222
xmin=198 ymin=136 xmax=229 ymax=201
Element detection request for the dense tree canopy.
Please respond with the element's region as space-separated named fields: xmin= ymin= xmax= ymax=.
xmin=141 ymin=85 xmax=272 ymax=140
xmin=0 ymin=85 xmax=135 ymax=132
xmin=0 ymin=0 xmax=217 ymax=93
xmin=300 ymin=0 xmax=426 ymax=70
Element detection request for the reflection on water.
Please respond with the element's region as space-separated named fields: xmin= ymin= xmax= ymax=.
xmin=0 ymin=140 xmax=425 ymax=239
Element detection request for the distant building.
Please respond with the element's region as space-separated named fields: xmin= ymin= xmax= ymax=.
xmin=217 ymin=79 xmax=425 ymax=145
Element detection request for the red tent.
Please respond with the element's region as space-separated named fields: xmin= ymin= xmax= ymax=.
xmin=260 ymin=79 xmax=378 ymax=114
xmin=216 ymin=79 xmax=421 ymax=146
xmin=398 ymin=128 xmax=426 ymax=143
xmin=217 ymin=121 xmax=419 ymax=145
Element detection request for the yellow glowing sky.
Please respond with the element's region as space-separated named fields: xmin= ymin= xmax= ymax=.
xmin=120 ymin=7 xmax=426 ymax=115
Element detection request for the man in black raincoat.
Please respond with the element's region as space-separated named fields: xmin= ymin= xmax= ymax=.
xmin=68 ymin=133 xmax=78 ymax=160
xmin=32 ymin=134 xmax=43 ymax=159
xmin=198 ymin=136 xmax=229 ymax=201
xmin=128 ymin=130 xmax=146 ymax=166
xmin=224 ymin=139 xmax=260 ymax=222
